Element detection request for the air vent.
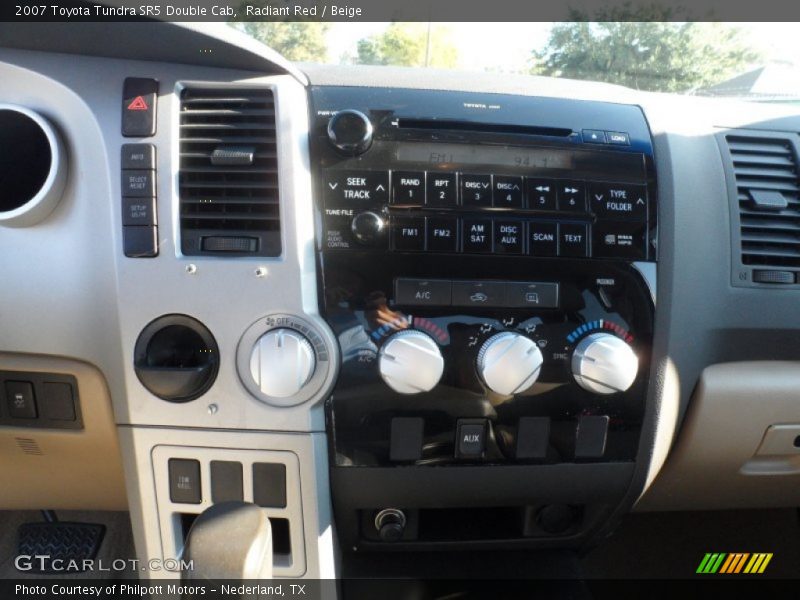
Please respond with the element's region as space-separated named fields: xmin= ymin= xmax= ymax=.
xmin=179 ymin=87 xmax=280 ymax=257
xmin=727 ymin=134 xmax=800 ymax=269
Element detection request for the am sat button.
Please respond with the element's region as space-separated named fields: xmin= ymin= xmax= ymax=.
xmin=395 ymin=278 xmax=451 ymax=307
xmin=462 ymin=219 xmax=493 ymax=253
xmin=590 ymin=183 xmax=647 ymax=220
xmin=593 ymin=220 xmax=648 ymax=260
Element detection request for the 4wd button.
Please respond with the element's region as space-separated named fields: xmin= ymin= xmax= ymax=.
xmin=590 ymin=183 xmax=647 ymax=221
xmin=325 ymin=170 xmax=389 ymax=206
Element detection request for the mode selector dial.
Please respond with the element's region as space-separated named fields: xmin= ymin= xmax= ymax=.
xmin=477 ymin=332 xmax=544 ymax=395
xmin=572 ymin=333 xmax=638 ymax=395
xmin=327 ymin=109 xmax=373 ymax=155
xmin=378 ymin=330 xmax=444 ymax=395
xmin=249 ymin=328 xmax=316 ymax=399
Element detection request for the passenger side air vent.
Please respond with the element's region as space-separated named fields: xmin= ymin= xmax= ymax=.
xmin=724 ymin=132 xmax=800 ymax=285
xmin=179 ymin=87 xmax=280 ymax=257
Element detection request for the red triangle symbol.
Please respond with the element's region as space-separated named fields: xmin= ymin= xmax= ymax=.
xmin=127 ymin=96 xmax=149 ymax=111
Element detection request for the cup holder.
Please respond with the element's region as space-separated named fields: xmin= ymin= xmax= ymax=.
xmin=134 ymin=315 xmax=220 ymax=403
xmin=0 ymin=105 xmax=67 ymax=227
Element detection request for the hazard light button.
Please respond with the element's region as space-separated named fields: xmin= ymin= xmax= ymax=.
xmin=122 ymin=77 xmax=158 ymax=137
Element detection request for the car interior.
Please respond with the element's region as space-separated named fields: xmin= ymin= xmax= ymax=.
xmin=2 ymin=17 xmax=800 ymax=597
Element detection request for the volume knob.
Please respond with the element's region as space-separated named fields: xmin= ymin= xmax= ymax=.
xmin=572 ymin=333 xmax=638 ymax=394
xmin=378 ymin=330 xmax=444 ymax=394
xmin=327 ymin=109 xmax=373 ymax=156
xmin=477 ymin=332 xmax=543 ymax=395
xmin=249 ymin=328 xmax=316 ymax=398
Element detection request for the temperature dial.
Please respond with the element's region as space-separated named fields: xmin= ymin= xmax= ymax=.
xmin=378 ymin=330 xmax=444 ymax=394
xmin=572 ymin=333 xmax=638 ymax=395
xmin=477 ymin=332 xmax=543 ymax=395
xmin=249 ymin=328 xmax=316 ymax=398
xmin=327 ymin=109 xmax=373 ymax=155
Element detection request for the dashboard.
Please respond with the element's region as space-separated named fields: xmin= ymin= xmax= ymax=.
xmin=2 ymin=21 xmax=800 ymax=582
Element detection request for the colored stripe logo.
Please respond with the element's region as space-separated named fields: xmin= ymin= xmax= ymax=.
xmin=697 ymin=553 xmax=772 ymax=574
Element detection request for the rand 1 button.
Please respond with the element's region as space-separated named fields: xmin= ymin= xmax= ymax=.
xmin=451 ymin=280 xmax=505 ymax=308
xmin=493 ymin=175 xmax=524 ymax=208
xmin=324 ymin=169 xmax=389 ymax=206
xmin=558 ymin=180 xmax=586 ymax=212
xmin=559 ymin=223 xmax=589 ymax=257
xmin=462 ymin=218 xmax=493 ymax=253
xmin=589 ymin=182 xmax=647 ymax=220
xmin=494 ymin=220 xmax=524 ymax=254
xmin=426 ymin=217 xmax=459 ymax=253
xmin=526 ymin=178 xmax=557 ymax=211
xmin=426 ymin=172 xmax=457 ymax=207
xmin=392 ymin=171 xmax=425 ymax=204
xmin=394 ymin=278 xmax=452 ymax=307
xmin=392 ymin=217 xmax=426 ymax=251
xmin=505 ymin=282 xmax=559 ymax=309
xmin=460 ymin=174 xmax=492 ymax=207
xmin=593 ymin=220 xmax=648 ymax=260
xmin=528 ymin=222 xmax=558 ymax=257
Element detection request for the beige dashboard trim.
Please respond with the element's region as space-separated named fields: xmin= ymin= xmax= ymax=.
xmin=637 ymin=361 xmax=800 ymax=511
xmin=0 ymin=352 xmax=127 ymax=510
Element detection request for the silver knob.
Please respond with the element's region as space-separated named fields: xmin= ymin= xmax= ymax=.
xmin=378 ymin=330 xmax=444 ymax=394
xmin=249 ymin=328 xmax=316 ymax=398
xmin=572 ymin=333 xmax=638 ymax=395
xmin=477 ymin=332 xmax=543 ymax=395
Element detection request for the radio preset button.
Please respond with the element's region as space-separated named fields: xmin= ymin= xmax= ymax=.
xmin=505 ymin=282 xmax=559 ymax=308
xmin=462 ymin=218 xmax=493 ymax=253
xmin=493 ymin=175 xmax=524 ymax=208
xmin=460 ymin=173 xmax=492 ymax=207
xmin=559 ymin=223 xmax=589 ymax=257
xmin=526 ymin=178 xmax=557 ymax=211
xmin=427 ymin=172 xmax=457 ymax=207
xmin=452 ymin=280 xmax=505 ymax=308
xmin=392 ymin=171 xmax=425 ymax=204
xmin=324 ymin=169 xmax=389 ymax=206
xmin=392 ymin=217 xmax=426 ymax=251
xmin=395 ymin=278 xmax=452 ymax=307
xmin=528 ymin=222 xmax=558 ymax=257
xmin=593 ymin=220 xmax=648 ymax=260
xmin=558 ymin=180 xmax=587 ymax=212
xmin=426 ymin=217 xmax=459 ymax=253
xmin=494 ymin=220 xmax=524 ymax=254
xmin=590 ymin=183 xmax=647 ymax=220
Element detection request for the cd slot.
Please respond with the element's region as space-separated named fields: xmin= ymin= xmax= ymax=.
xmin=395 ymin=118 xmax=573 ymax=139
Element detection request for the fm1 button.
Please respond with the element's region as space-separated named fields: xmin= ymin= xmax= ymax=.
xmin=559 ymin=223 xmax=589 ymax=257
xmin=427 ymin=173 xmax=457 ymax=207
xmin=456 ymin=419 xmax=487 ymax=459
xmin=392 ymin=217 xmax=426 ymax=251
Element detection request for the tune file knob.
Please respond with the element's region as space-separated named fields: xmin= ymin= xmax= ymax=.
xmin=249 ymin=328 xmax=316 ymax=398
xmin=477 ymin=332 xmax=544 ymax=395
xmin=378 ymin=330 xmax=444 ymax=394
xmin=571 ymin=333 xmax=638 ymax=394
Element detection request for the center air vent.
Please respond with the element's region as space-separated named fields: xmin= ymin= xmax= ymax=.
xmin=179 ymin=87 xmax=281 ymax=257
xmin=725 ymin=133 xmax=800 ymax=280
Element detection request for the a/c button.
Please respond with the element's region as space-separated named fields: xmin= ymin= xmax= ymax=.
xmin=394 ymin=278 xmax=452 ymax=307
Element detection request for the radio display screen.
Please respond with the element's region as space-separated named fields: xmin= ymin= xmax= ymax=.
xmin=393 ymin=142 xmax=646 ymax=180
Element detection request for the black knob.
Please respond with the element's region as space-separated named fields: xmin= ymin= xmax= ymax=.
xmin=375 ymin=508 xmax=406 ymax=542
xmin=327 ymin=109 xmax=373 ymax=155
xmin=351 ymin=211 xmax=385 ymax=245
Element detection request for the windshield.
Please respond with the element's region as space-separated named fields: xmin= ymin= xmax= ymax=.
xmin=235 ymin=22 xmax=800 ymax=103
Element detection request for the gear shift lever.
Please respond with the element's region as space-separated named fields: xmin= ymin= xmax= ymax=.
xmin=182 ymin=501 xmax=273 ymax=580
